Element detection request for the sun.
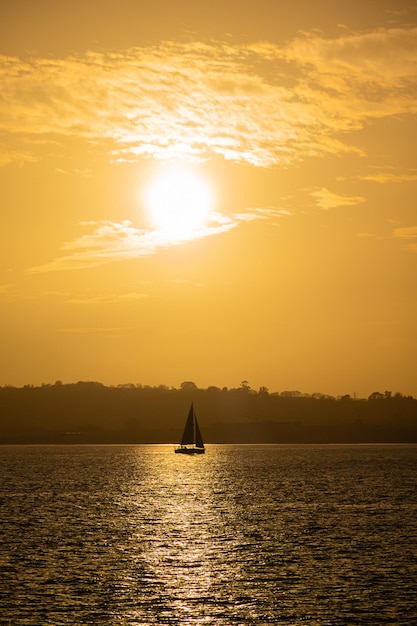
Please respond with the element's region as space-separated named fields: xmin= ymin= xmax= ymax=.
xmin=143 ymin=166 xmax=214 ymax=240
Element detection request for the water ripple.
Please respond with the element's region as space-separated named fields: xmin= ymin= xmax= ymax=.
xmin=1 ymin=444 xmax=417 ymax=624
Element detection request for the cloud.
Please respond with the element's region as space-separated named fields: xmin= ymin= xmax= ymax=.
xmin=0 ymin=284 xmax=15 ymax=294
xmin=393 ymin=225 xmax=417 ymax=252
xmin=26 ymin=211 xmax=256 ymax=273
xmin=359 ymin=171 xmax=417 ymax=183
xmin=0 ymin=142 xmax=37 ymax=167
xmin=1 ymin=27 xmax=416 ymax=167
xmin=58 ymin=327 xmax=132 ymax=334
xmin=232 ymin=207 xmax=292 ymax=228
xmin=310 ymin=187 xmax=365 ymax=210
xmin=287 ymin=27 xmax=417 ymax=83
xmin=393 ymin=226 xmax=417 ymax=238
xmin=356 ymin=232 xmax=379 ymax=239
xmin=65 ymin=292 xmax=149 ymax=304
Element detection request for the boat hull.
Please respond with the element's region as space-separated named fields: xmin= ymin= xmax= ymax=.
xmin=175 ymin=447 xmax=205 ymax=455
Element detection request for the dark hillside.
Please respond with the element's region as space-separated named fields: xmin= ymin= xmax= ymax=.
xmin=0 ymin=383 xmax=416 ymax=443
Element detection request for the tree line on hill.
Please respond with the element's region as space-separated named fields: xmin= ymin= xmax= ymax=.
xmin=0 ymin=380 xmax=416 ymax=444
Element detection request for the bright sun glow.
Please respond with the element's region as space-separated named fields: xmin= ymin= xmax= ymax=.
xmin=144 ymin=166 xmax=213 ymax=240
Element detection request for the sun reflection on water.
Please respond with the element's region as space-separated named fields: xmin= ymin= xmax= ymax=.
xmin=127 ymin=445 xmax=265 ymax=624
xmin=132 ymin=448 xmax=216 ymax=622
xmin=3 ymin=444 xmax=416 ymax=624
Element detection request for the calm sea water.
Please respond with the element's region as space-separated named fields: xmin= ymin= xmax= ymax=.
xmin=1 ymin=444 xmax=416 ymax=625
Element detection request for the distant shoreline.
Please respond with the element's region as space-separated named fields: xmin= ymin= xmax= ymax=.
xmin=1 ymin=383 xmax=416 ymax=445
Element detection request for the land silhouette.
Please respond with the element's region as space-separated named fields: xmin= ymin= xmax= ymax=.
xmin=1 ymin=381 xmax=416 ymax=444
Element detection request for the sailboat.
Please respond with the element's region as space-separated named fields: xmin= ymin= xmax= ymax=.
xmin=175 ymin=403 xmax=205 ymax=454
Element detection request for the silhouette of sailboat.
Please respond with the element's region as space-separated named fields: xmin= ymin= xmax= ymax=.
xmin=175 ymin=403 xmax=205 ymax=454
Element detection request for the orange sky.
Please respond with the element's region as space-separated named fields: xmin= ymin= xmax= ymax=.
xmin=1 ymin=0 xmax=416 ymax=397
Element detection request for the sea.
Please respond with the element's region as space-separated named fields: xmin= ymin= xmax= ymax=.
xmin=1 ymin=444 xmax=416 ymax=625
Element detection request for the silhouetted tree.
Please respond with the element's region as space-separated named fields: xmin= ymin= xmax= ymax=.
xmin=0 ymin=382 xmax=416 ymax=443
xmin=369 ymin=391 xmax=384 ymax=400
xmin=180 ymin=381 xmax=198 ymax=391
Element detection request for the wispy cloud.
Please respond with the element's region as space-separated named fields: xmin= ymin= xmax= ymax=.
xmin=1 ymin=27 xmax=416 ymax=167
xmin=393 ymin=225 xmax=417 ymax=252
xmin=232 ymin=206 xmax=289 ymax=221
xmin=356 ymin=232 xmax=379 ymax=239
xmin=393 ymin=226 xmax=417 ymax=238
xmin=58 ymin=327 xmax=133 ymax=334
xmin=359 ymin=171 xmax=417 ymax=183
xmin=26 ymin=212 xmax=246 ymax=273
xmin=65 ymin=292 xmax=149 ymax=304
xmin=310 ymin=187 xmax=365 ymax=210
xmin=0 ymin=284 xmax=15 ymax=294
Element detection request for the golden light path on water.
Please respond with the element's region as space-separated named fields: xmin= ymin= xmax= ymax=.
xmin=1 ymin=444 xmax=417 ymax=624
xmin=129 ymin=445 xmax=258 ymax=624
